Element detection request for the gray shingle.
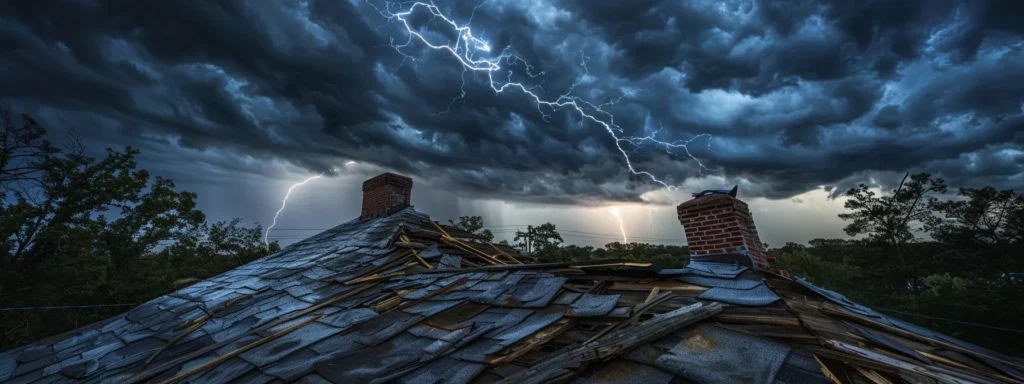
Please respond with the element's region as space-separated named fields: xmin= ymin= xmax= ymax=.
xmin=697 ymin=283 xmax=780 ymax=306
xmin=570 ymin=294 xmax=620 ymax=317
xmin=261 ymin=348 xmax=323 ymax=381
xmin=628 ymin=325 xmax=790 ymax=384
xmin=318 ymin=308 xmax=378 ymax=329
xmin=314 ymin=332 xmax=434 ymax=384
xmin=238 ymin=322 xmax=341 ymax=367
xmin=659 ymin=262 xmax=748 ymax=279
xmin=679 ymin=271 xmax=763 ymax=290
xmin=513 ymin=276 xmax=567 ymax=307
xmin=493 ymin=307 xmax=566 ymax=346
xmin=438 ymin=254 xmax=462 ymax=269
xmin=403 ymin=299 xmax=464 ymax=317
xmin=355 ymin=312 xmax=425 ymax=346
xmin=553 ymin=291 xmax=581 ymax=305
xmin=419 ymin=244 xmax=442 ymax=259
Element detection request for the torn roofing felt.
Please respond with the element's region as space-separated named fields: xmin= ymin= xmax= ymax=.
xmin=1 ymin=207 xmax=1022 ymax=384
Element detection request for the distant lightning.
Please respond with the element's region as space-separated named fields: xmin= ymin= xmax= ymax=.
xmin=371 ymin=1 xmax=719 ymax=191
xmin=609 ymin=207 xmax=628 ymax=244
xmin=647 ymin=205 xmax=656 ymax=239
xmin=264 ymin=170 xmax=334 ymax=246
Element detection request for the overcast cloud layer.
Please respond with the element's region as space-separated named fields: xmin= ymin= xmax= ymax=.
xmin=2 ymin=0 xmax=1023 ymax=207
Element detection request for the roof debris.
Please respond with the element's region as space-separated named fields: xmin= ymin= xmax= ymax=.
xmin=1 ymin=207 xmax=1022 ymax=384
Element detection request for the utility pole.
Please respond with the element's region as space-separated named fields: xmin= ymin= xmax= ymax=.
xmin=515 ymin=225 xmax=535 ymax=255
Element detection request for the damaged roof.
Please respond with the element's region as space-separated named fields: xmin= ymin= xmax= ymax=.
xmin=2 ymin=207 xmax=1022 ymax=384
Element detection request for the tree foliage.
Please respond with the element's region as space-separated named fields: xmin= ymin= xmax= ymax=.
xmin=513 ymin=223 xmax=563 ymax=254
xmin=449 ymin=215 xmax=494 ymax=241
xmin=929 ymin=186 xmax=1024 ymax=273
xmin=776 ymin=173 xmax=1024 ymax=356
xmin=839 ymin=172 xmax=947 ymax=293
xmin=0 ymin=108 xmax=277 ymax=350
xmin=528 ymin=231 xmax=689 ymax=268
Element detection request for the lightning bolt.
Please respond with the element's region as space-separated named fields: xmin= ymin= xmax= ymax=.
xmin=264 ymin=171 xmax=332 ymax=246
xmin=609 ymin=207 xmax=628 ymax=244
xmin=647 ymin=205 xmax=656 ymax=239
xmin=371 ymin=1 xmax=720 ymax=191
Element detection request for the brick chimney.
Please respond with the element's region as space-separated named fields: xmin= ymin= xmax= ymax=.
xmin=677 ymin=189 xmax=768 ymax=267
xmin=361 ymin=173 xmax=413 ymax=219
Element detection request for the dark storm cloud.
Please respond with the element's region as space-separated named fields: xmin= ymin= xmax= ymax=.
xmin=1 ymin=0 xmax=1022 ymax=204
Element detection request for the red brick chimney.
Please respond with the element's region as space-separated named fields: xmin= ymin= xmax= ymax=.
xmin=677 ymin=190 xmax=768 ymax=267
xmin=361 ymin=173 xmax=413 ymax=219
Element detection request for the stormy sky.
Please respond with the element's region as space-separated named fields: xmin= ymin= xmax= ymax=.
xmin=2 ymin=0 xmax=1022 ymax=247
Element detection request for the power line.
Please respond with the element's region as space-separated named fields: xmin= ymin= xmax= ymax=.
xmin=872 ymin=307 xmax=1024 ymax=334
xmin=0 ymin=303 xmax=139 ymax=311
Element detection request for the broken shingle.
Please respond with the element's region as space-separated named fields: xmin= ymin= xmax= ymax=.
xmin=659 ymin=262 xmax=748 ymax=279
xmin=317 ymin=308 xmax=378 ymax=329
xmin=631 ymin=325 xmax=790 ymax=384
xmin=354 ymin=312 xmax=426 ymax=347
xmin=513 ymin=276 xmax=567 ymax=307
xmin=438 ymin=254 xmax=462 ymax=269
xmin=697 ymin=283 xmax=780 ymax=306
xmin=238 ymin=322 xmax=341 ymax=367
xmin=570 ymin=294 xmax=620 ymax=317
xmin=403 ymin=299 xmax=464 ymax=318
xmin=492 ymin=307 xmax=566 ymax=346
xmin=553 ymin=292 xmax=581 ymax=305
xmin=314 ymin=332 xmax=434 ymax=384
xmin=678 ymin=271 xmax=762 ymax=290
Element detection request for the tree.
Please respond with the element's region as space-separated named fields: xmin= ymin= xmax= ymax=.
xmin=514 ymin=223 xmax=563 ymax=254
xmin=0 ymin=107 xmax=277 ymax=349
xmin=448 ymin=215 xmax=494 ymax=241
xmin=928 ymin=187 xmax=1023 ymax=273
xmin=807 ymin=238 xmax=856 ymax=264
xmin=0 ymin=108 xmax=57 ymax=192
xmin=930 ymin=187 xmax=1022 ymax=246
xmin=838 ymin=172 xmax=947 ymax=294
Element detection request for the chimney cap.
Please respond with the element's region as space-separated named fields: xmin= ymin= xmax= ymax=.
xmin=690 ymin=185 xmax=738 ymax=199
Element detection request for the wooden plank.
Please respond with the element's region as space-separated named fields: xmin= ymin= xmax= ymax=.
xmin=488 ymin=318 xmax=577 ymax=365
xmin=714 ymin=312 xmax=802 ymax=326
xmin=919 ymin=351 xmax=1021 ymax=383
xmin=714 ymin=324 xmax=820 ymax=343
xmin=825 ymin=340 xmax=997 ymax=384
xmin=609 ymin=282 xmax=707 ymax=292
xmin=643 ymin=287 xmax=661 ymax=304
xmin=494 ymin=302 xmax=722 ymax=384
xmin=853 ymin=365 xmax=896 ymax=384
xmin=819 ymin=302 xmax=1024 ymax=371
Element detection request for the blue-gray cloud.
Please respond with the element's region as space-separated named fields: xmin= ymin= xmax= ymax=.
xmin=1 ymin=0 xmax=1022 ymax=204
